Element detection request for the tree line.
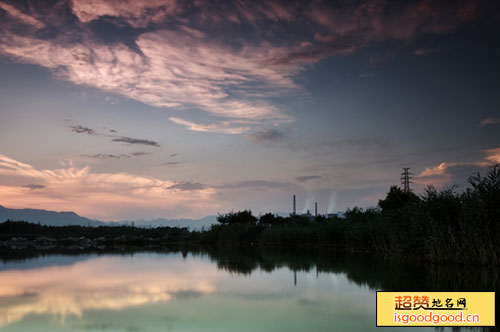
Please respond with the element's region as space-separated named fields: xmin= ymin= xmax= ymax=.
xmin=195 ymin=164 xmax=500 ymax=266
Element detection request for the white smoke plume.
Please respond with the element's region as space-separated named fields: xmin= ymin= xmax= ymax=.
xmin=327 ymin=191 xmax=337 ymax=214
xmin=302 ymin=193 xmax=315 ymax=214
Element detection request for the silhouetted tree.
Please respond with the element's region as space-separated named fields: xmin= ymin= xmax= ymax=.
xmin=378 ymin=186 xmax=419 ymax=212
xmin=259 ymin=213 xmax=276 ymax=226
xmin=216 ymin=210 xmax=257 ymax=225
xmin=259 ymin=213 xmax=287 ymax=226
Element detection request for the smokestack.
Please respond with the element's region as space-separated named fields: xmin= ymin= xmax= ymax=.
xmin=315 ymin=202 xmax=317 ymax=217
xmin=293 ymin=195 xmax=296 ymax=215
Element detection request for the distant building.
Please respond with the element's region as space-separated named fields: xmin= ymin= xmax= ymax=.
xmin=300 ymin=210 xmax=314 ymax=220
xmin=327 ymin=212 xmax=346 ymax=219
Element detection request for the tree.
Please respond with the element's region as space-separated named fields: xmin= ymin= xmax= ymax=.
xmin=378 ymin=186 xmax=419 ymax=212
xmin=216 ymin=210 xmax=257 ymax=225
xmin=259 ymin=213 xmax=286 ymax=226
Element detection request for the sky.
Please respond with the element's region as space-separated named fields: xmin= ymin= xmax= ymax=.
xmin=0 ymin=0 xmax=499 ymax=220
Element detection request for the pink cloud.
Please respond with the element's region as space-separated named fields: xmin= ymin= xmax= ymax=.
xmin=415 ymin=147 xmax=500 ymax=187
xmin=485 ymin=148 xmax=500 ymax=164
xmin=419 ymin=162 xmax=450 ymax=177
xmin=71 ymin=0 xmax=179 ymax=27
xmin=64 ymin=0 xmax=489 ymax=71
xmin=0 ymin=28 xmax=297 ymax=123
xmin=228 ymin=1 xmax=295 ymax=23
xmin=0 ymin=154 xmax=216 ymax=219
xmin=0 ymin=0 xmax=492 ymax=132
xmin=70 ymin=0 xmax=296 ymax=28
xmin=0 ymin=1 xmax=45 ymax=29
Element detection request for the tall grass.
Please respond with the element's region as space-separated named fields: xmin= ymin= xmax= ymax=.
xmin=203 ymin=165 xmax=500 ymax=266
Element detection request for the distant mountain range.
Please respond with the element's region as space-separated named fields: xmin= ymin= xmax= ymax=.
xmin=0 ymin=205 xmax=342 ymax=230
xmin=0 ymin=205 xmax=104 ymax=227
xmin=0 ymin=205 xmax=217 ymax=230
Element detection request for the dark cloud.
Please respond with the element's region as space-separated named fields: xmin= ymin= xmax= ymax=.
xmin=103 ymin=126 xmax=117 ymax=133
xmin=170 ymin=153 xmax=179 ymax=157
xmin=69 ymin=123 xmax=159 ymax=148
xmin=274 ymin=33 xmax=359 ymax=65
xmin=246 ymin=129 xmax=286 ymax=142
xmin=81 ymin=153 xmax=128 ymax=159
xmin=295 ymin=175 xmax=322 ymax=182
xmin=163 ymin=161 xmax=180 ymax=166
xmin=130 ymin=151 xmax=150 ymax=157
xmin=111 ymin=136 xmax=160 ymax=147
xmin=70 ymin=125 xmax=97 ymax=135
xmin=81 ymin=152 xmax=150 ymax=159
xmin=275 ymin=0 xmax=492 ymax=65
xmin=168 ymin=181 xmax=206 ymax=191
xmin=22 ymin=184 xmax=45 ymax=190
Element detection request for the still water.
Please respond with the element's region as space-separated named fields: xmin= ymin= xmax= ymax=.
xmin=0 ymin=250 xmax=495 ymax=331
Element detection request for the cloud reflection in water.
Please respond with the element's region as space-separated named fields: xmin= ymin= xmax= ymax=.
xmin=0 ymin=254 xmax=215 ymax=328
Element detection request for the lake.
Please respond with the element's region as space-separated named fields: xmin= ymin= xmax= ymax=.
xmin=0 ymin=249 xmax=497 ymax=331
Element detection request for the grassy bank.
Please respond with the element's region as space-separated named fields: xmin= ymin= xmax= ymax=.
xmin=196 ymin=165 xmax=500 ymax=266
xmin=0 ymin=221 xmax=192 ymax=249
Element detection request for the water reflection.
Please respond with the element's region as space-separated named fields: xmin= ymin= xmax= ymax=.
xmin=0 ymin=253 xmax=215 ymax=328
xmin=0 ymin=248 xmax=497 ymax=331
xmin=195 ymin=246 xmax=497 ymax=295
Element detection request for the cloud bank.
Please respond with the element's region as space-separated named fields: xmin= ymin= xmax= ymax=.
xmin=0 ymin=0 xmax=489 ymax=133
xmin=0 ymin=153 xmax=214 ymax=219
xmin=415 ymin=147 xmax=500 ymax=187
xmin=70 ymin=125 xmax=97 ymax=135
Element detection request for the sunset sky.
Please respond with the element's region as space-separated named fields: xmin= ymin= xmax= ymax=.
xmin=0 ymin=0 xmax=499 ymax=220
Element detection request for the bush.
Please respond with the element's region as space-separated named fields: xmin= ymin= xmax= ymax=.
xmin=216 ymin=210 xmax=257 ymax=225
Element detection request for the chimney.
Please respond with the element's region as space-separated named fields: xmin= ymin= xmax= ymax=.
xmin=315 ymin=202 xmax=318 ymax=217
xmin=293 ymin=195 xmax=296 ymax=215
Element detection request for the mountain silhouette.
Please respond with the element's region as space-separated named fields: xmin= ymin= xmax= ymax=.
xmin=0 ymin=205 xmax=104 ymax=227
xmin=0 ymin=205 xmax=217 ymax=230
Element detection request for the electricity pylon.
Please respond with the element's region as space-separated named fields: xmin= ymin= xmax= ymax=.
xmin=401 ymin=168 xmax=413 ymax=192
